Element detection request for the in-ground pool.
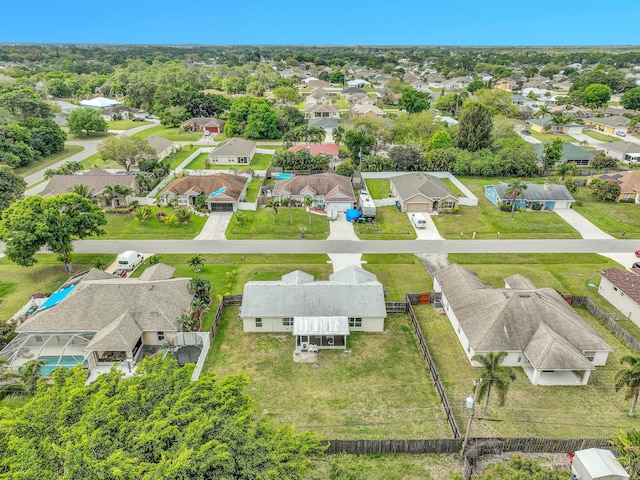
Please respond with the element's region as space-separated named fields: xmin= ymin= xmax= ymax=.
xmin=38 ymin=283 xmax=78 ymax=311
xmin=36 ymin=355 xmax=87 ymax=376
xmin=273 ymin=173 xmax=294 ymax=180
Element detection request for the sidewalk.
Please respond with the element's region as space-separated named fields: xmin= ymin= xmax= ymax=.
xmin=327 ymin=212 xmax=363 ymax=272
xmin=554 ymin=209 xmax=613 ymax=239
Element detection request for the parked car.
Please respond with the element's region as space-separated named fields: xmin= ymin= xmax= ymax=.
xmin=635 ymin=250 xmax=640 ymax=257
xmin=112 ymin=268 xmax=128 ymax=278
xmin=616 ymin=130 xmax=627 ymax=137
xmin=132 ymin=117 xmax=144 ymax=122
xmin=522 ymin=129 xmax=531 ymax=135
xmin=632 ymin=262 xmax=640 ymax=269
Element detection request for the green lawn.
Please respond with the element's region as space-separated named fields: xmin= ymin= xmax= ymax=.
xmin=365 ymin=178 xmax=391 ymax=198
xmin=64 ymin=131 xmax=113 ymax=141
xmin=133 ymin=125 xmax=202 ymax=142
xmin=17 ymin=145 xmax=84 ymax=177
xmin=227 ymin=207 xmax=329 ymax=239
xmin=205 ymin=309 xmax=450 ymax=439
xmin=432 ymin=177 xmax=580 ymax=239
xmin=186 ymin=152 xmax=272 ymax=170
xmin=79 ymin=152 xmax=121 ymax=169
xmin=106 ymin=120 xmax=152 ymax=130
xmin=0 ymin=254 xmax=115 ymax=320
xmin=244 ymin=178 xmax=262 ymax=202
xmin=584 ymin=130 xmax=619 ymax=142
xmin=418 ymin=253 xmax=640 ymax=439
xmin=529 ymin=131 xmax=576 ymax=143
xmin=99 ymin=206 xmax=207 ymax=239
xmin=362 ymin=254 xmax=432 ymax=300
xmin=572 ymin=187 xmax=640 ymax=239
xmin=354 ymin=206 xmax=417 ymax=240
xmin=164 ymin=148 xmax=197 ymax=169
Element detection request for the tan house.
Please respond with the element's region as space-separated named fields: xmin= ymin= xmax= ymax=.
xmin=390 ymin=172 xmax=458 ymax=213
xmin=159 ymin=173 xmax=250 ymax=212
xmin=304 ymin=104 xmax=341 ymax=119
xmin=0 ymin=265 xmax=193 ymax=374
xmin=273 ymin=172 xmax=355 ymax=212
xmin=351 ymin=104 xmax=386 ymax=118
xmin=208 ymin=138 xmax=256 ymax=165
xmin=305 ymin=87 xmax=333 ymax=105
xmin=146 ymin=134 xmax=175 ymax=160
xmin=240 ymin=266 xmax=387 ymax=352
xmin=434 ymin=264 xmax=612 ymax=386
xmin=181 ymin=117 xmax=226 ymax=134
xmin=40 ymin=169 xmax=137 ymax=208
xmin=583 ymin=115 xmax=630 ymax=135
xmin=345 ymin=93 xmax=375 ymax=105
xmin=594 ymin=171 xmax=640 ymax=203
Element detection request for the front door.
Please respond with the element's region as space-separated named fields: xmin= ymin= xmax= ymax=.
xmin=299 ymin=336 xmax=309 ymax=350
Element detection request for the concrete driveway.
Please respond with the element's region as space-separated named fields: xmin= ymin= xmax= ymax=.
xmin=328 ymin=213 xmax=359 ymax=241
xmin=193 ymin=213 xmax=232 ymax=240
xmin=408 ymin=213 xmax=444 ymax=240
xmin=601 ymin=252 xmax=640 ymax=271
xmin=554 ymin=209 xmax=613 ymax=239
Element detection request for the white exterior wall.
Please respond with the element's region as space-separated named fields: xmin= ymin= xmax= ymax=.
xmin=553 ymin=200 xmax=572 ymax=209
xmin=349 ymin=317 xmax=385 ymax=332
xmin=242 ymin=316 xmax=384 ymax=333
xmin=591 ymin=350 xmax=609 ymax=366
xmin=599 ymin=277 xmax=640 ymax=326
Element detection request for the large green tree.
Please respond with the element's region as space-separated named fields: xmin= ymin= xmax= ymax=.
xmin=67 ymin=108 xmax=108 ymax=136
xmin=398 ymin=87 xmax=431 ymax=114
xmin=0 ymin=356 xmax=324 ymax=478
xmin=457 ymin=102 xmax=493 ymax=152
xmin=542 ymin=138 xmax=564 ymax=171
xmin=581 ymin=83 xmax=612 ymax=108
xmin=622 ymin=87 xmax=640 ymax=111
xmin=0 ymin=193 xmax=106 ymax=272
xmin=98 ymin=135 xmax=157 ymax=171
xmin=344 ymin=129 xmax=376 ymax=164
xmin=0 ymin=164 xmax=26 ymax=216
xmin=471 ymin=351 xmax=516 ymax=416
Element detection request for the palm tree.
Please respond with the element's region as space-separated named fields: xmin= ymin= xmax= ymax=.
xmin=615 ymin=355 xmax=640 ymax=417
xmin=189 ymin=255 xmax=204 ymax=273
xmin=178 ymin=312 xmax=197 ymax=332
xmin=281 ymin=197 xmax=293 ymax=224
xmin=332 ymin=126 xmax=345 ymax=148
xmin=19 ymin=360 xmax=45 ymax=396
xmin=72 ymin=183 xmax=93 ymax=199
xmin=304 ymin=196 xmax=314 ymax=225
xmin=535 ymin=105 xmax=551 ymax=132
xmin=134 ymin=206 xmax=152 ymax=224
xmin=188 ymin=276 xmax=212 ymax=303
xmin=0 ymin=357 xmax=23 ymax=396
xmin=175 ymin=207 xmax=192 ymax=227
xmin=103 ymin=184 xmax=117 ymax=208
xmin=471 ymin=351 xmax=516 ymax=417
xmin=552 ymin=162 xmax=577 ymax=183
xmin=504 ymin=179 xmax=528 ymax=220
xmin=266 ymin=200 xmax=278 ymax=224
xmin=611 ymin=429 xmax=640 ymax=477
xmin=190 ymin=297 xmax=209 ymax=326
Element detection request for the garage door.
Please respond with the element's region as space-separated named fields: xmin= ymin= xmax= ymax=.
xmin=209 ymin=203 xmax=234 ymax=212
xmin=327 ymin=202 xmax=353 ymax=213
xmin=406 ymin=203 xmax=430 ymax=213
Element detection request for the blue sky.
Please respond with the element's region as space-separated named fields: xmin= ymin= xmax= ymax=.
xmin=2 ymin=1 xmax=639 ymax=46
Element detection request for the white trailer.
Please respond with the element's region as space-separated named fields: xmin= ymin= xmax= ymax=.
xmin=358 ymin=193 xmax=377 ymax=219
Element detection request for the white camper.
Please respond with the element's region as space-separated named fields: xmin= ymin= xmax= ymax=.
xmin=411 ymin=213 xmax=427 ymax=229
xmin=358 ymin=193 xmax=377 ymax=219
xmin=117 ymin=251 xmax=143 ymax=271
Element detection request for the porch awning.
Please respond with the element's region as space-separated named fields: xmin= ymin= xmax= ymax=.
xmin=293 ymin=316 xmax=350 ymax=336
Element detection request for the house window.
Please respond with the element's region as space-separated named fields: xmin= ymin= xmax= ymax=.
xmin=517 ymin=356 xmax=522 ymax=363
xmin=348 ymin=317 xmax=362 ymax=327
xmin=585 ymin=351 xmax=595 ymax=362
xmin=255 ymin=318 xmax=262 ymax=328
xmin=467 ymin=343 xmax=471 ymax=353
xmin=158 ymin=331 xmax=165 ymax=342
xmin=283 ymin=317 xmax=294 ymax=326
xmin=238 ymin=157 xmax=248 ymax=164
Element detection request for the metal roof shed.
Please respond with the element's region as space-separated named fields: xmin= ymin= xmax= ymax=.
xmin=572 ymin=448 xmax=629 ymax=480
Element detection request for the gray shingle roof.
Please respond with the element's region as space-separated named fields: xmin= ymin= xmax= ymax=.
xmin=240 ymin=266 xmax=386 ymax=319
xmin=17 ymin=267 xmax=193 ymax=335
xmin=586 ymin=115 xmax=630 ymax=128
xmin=139 ymin=263 xmax=176 ymax=282
xmin=308 ymin=118 xmax=339 ymax=129
xmin=602 ymin=142 xmax=640 ymax=155
xmin=304 ymin=104 xmax=340 ymax=113
xmin=146 ymin=134 xmax=173 ymax=154
xmin=209 ymin=138 xmax=256 ymax=157
xmin=85 ymin=312 xmax=143 ymax=352
xmin=434 ymin=264 xmax=611 ymax=370
xmin=531 ymin=143 xmax=594 ymax=163
xmin=274 ymin=173 xmax=355 ymax=203
xmin=391 ymin=172 xmax=457 ymax=202
xmin=493 ymin=182 xmax=575 ymax=202
xmin=41 ymin=169 xmax=137 ymax=198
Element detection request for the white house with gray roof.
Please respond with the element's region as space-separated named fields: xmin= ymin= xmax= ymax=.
xmin=390 ymin=172 xmax=458 ymax=213
xmin=240 ymin=266 xmax=386 ymax=352
xmin=433 ymin=264 xmax=611 ymax=386
xmin=1 ymin=265 xmax=193 ymax=374
xmin=208 ymin=138 xmax=256 ymax=165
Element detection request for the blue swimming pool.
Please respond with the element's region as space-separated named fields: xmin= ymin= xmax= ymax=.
xmin=37 ymin=355 xmax=87 ymax=376
xmin=274 ymin=173 xmax=294 ymax=179
xmin=38 ymin=283 xmax=78 ymax=311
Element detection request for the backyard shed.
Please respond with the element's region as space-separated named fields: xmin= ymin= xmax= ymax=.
xmin=572 ymin=448 xmax=629 ymax=480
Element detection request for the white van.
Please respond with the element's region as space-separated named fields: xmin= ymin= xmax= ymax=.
xmin=411 ymin=213 xmax=427 ymax=229
xmin=117 ymin=251 xmax=143 ymax=271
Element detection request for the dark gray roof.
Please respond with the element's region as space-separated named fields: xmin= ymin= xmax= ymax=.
xmin=434 ymin=264 xmax=611 ymax=370
xmin=493 ymin=182 xmax=575 ymax=202
xmin=209 ymin=138 xmax=256 ymax=157
xmin=391 ymin=172 xmax=457 ymax=202
xmin=41 ymin=169 xmax=137 ymax=198
xmin=139 ymin=263 xmax=175 ymax=282
xmin=531 ymin=143 xmax=594 ymax=163
xmin=146 ymin=134 xmax=174 ymax=154
xmin=342 ymin=87 xmax=367 ymax=95
xmin=602 ymin=141 xmax=640 ymax=155
xmin=586 ymin=115 xmax=630 ymax=128
xmin=240 ymin=266 xmax=386 ymax=319
xmin=308 ymin=118 xmax=339 ymax=129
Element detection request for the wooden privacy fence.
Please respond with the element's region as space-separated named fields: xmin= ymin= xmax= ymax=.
xmin=572 ymin=296 xmax=640 ymax=353
xmin=209 ymin=295 xmax=242 ymax=342
xmin=406 ymin=295 xmax=461 ymax=439
xmin=385 ymin=301 xmax=408 ymax=313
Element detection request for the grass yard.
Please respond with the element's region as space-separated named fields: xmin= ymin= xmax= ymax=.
xmin=364 ymin=178 xmax=391 ymax=198
xmin=583 ymin=130 xmax=619 ymax=142
xmin=362 ymin=254 xmax=432 ymax=300
xmin=64 ymin=131 xmax=113 ymax=141
xmin=415 ymin=253 xmax=640 ymax=438
xmin=307 ymin=453 xmax=462 ymax=480
xmin=529 ymin=131 xmax=576 ymax=143
xmin=0 ymin=254 xmax=115 ymax=320
xmin=98 ymin=206 xmax=207 ymax=239
xmin=186 ymin=152 xmax=272 ymax=170
xmin=573 ymin=186 xmax=640 ymax=239
xmin=106 ymin=119 xmax=152 ymax=130
xmin=354 ymin=206 xmax=417 ymax=240
xmin=79 ymin=152 xmax=121 ymax=169
xmin=227 ymin=207 xmax=329 ymax=239
xmin=205 ymin=309 xmax=451 ymax=439
xmin=440 ymin=178 xmax=464 ymax=197
xmin=16 ymin=145 xmax=84 ymax=177
xmin=244 ymin=178 xmax=262 ymax=202
xmin=133 ymin=125 xmax=202 ymax=142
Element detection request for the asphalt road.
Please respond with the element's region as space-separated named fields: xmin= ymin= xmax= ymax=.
xmin=65 ymin=238 xmax=634 ymax=255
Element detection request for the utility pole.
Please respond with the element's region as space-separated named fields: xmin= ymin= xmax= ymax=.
xmin=461 ymin=378 xmax=483 ymax=456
